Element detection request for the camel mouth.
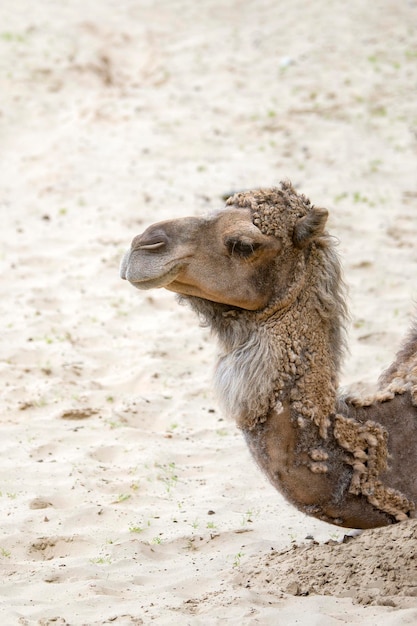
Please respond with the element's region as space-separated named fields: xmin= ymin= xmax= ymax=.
xmin=120 ymin=249 xmax=182 ymax=289
xmin=127 ymin=267 xmax=182 ymax=290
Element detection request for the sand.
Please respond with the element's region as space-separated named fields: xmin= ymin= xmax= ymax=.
xmin=1 ymin=0 xmax=417 ymax=623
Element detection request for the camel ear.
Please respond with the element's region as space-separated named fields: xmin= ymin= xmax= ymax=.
xmin=293 ymin=208 xmax=328 ymax=248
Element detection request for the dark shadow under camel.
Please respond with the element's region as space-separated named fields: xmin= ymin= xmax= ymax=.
xmin=120 ymin=181 xmax=417 ymax=529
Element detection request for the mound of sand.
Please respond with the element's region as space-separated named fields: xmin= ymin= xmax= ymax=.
xmin=236 ymin=520 xmax=417 ymax=608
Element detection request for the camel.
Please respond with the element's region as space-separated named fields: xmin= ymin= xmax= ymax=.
xmin=120 ymin=181 xmax=417 ymax=529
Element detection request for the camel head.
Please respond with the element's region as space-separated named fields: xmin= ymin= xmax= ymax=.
xmin=120 ymin=182 xmax=329 ymax=311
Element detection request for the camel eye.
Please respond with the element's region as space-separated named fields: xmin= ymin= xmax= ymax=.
xmin=226 ymin=238 xmax=260 ymax=258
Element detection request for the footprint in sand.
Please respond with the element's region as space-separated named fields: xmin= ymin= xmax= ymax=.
xmin=28 ymin=536 xmax=92 ymax=561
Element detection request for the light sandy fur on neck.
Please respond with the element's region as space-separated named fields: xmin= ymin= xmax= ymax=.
xmin=214 ymin=325 xmax=282 ymax=430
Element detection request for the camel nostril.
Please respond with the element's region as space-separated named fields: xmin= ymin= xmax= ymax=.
xmin=131 ymin=230 xmax=168 ymax=251
xmin=138 ymin=240 xmax=166 ymax=250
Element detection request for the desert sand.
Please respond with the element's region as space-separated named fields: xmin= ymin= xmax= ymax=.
xmin=1 ymin=0 xmax=417 ymax=624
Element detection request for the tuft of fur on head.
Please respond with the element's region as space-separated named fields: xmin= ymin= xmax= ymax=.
xmin=227 ymin=180 xmax=315 ymax=243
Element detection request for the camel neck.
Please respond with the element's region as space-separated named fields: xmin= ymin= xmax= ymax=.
xmin=210 ymin=284 xmax=340 ymax=437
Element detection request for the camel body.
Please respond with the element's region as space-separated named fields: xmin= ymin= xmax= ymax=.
xmin=121 ymin=182 xmax=417 ymax=528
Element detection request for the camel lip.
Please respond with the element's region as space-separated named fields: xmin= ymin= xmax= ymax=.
xmin=127 ymin=271 xmax=180 ymax=290
xmin=125 ymin=268 xmax=183 ymax=290
xmin=119 ymin=250 xmax=130 ymax=280
xmin=120 ymin=250 xmax=183 ymax=289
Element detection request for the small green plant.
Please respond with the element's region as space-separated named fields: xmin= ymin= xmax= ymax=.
xmin=0 ymin=547 xmax=11 ymax=558
xmin=369 ymin=159 xmax=382 ymax=173
xmin=353 ymin=191 xmax=364 ymax=203
xmin=334 ymin=192 xmax=348 ymax=203
xmin=151 ymin=536 xmax=162 ymax=545
xmin=240 ymin=510 xmax=254 ymax=526
xmin=371 ymin=106 xmax=387 ymax=117
xmin=185 ymin=538 xmax=196 ymax=551
xmin=1 ymin=32 xmax=25 ymax=42
xmin=129 ymin=519 xmax=151 ymax=534
xmin=90 ymin=556 xmax=112 ymax=565
xmin=240 ymin=508 xmax=260 ymax=527
xmin=353 ymin=318 xmax=366 ymax=329
xmin=114 ymin=493 xmax=131 ymax=503
xmin=105 ymin=419 xmax=123 ymax=429
xmin=216 ymin=428 xmax=228 ymax=437
xmin=233 ymin=551 xmax=245 ymax=567
xmin=156 ymin=462 xmax=179 ymax=492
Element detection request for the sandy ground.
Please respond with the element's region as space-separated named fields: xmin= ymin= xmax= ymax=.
xmin=1 ymin=0 xmax=417 ymax=624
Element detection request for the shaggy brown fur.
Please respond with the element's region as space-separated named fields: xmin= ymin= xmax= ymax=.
xmin=120 ymin=181 xmax=417 ymax=529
